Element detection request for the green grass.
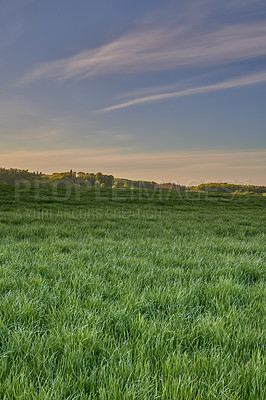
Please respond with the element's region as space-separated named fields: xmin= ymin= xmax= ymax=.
xmin=0 ymin=185 xmax=265 ymax=399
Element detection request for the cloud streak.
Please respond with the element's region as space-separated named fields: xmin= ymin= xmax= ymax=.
xmin=99 ymin=71 xmax=266 ymax=111
xmin=19 ymin=22 xmax=266 ymax=85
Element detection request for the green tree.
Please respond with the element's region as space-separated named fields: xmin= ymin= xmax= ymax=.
xmin=96 ymin=172 xmax=103 ymax=182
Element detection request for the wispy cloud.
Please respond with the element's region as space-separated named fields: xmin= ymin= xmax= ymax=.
xmin=95 ymin=129 xmax=131 ymax=141
xmin=19 ymin=21 xmax=266 ymax=85
xmin=117 ymin=82 xmax=189 ymax=99
xmin=1 ymin=148 xmax=265 ymax=185
xmin=99 ymin=71 xmax=266 ymax=111
xmin=23 ymin=129 xmax=63 ymax=139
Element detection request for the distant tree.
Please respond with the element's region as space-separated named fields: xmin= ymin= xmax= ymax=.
xmin=96 ymin=172 xmax=103 ymax=182
xmin=77 ymin=172 xmax=86 ymax=179
xmin=103 ymin=174 xmax=114 ymax=188
xmin=113 ymin=181 xmax=120 ymax=189
xmin=86 ymin=173 xmax=96 ymax=186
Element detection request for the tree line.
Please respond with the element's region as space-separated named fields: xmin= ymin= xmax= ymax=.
xmin=0 ymin=168 xmax=156 ymax=189
xmin=191 ymin=182 xmax=266 ymax=195
xmin=0 ymin=168 xmax=265 ymax=194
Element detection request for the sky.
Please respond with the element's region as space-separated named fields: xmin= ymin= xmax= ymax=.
xmin=0 ymin=0 xmax=266 ymax=185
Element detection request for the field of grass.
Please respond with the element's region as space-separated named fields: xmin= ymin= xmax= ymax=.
xmin=0 ymin=185 xmax=265 ymax=399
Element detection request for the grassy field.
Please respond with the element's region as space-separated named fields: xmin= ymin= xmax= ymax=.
xmin=0 ymin=185 xmax=265 ymax=399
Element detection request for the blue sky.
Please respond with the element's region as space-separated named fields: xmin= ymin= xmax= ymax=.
xmin=1 ymin=0 xmax=266 ymax=184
